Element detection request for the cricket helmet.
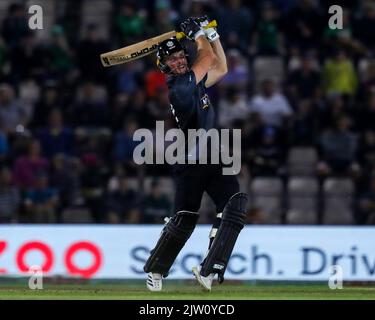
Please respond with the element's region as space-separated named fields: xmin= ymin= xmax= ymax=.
xmin=156 ymin=37 xmax=189 ymax=74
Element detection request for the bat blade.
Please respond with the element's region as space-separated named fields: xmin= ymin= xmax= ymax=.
xmin=100 ymin=31 xmax=176 ymax=67
xmin=100 ymin=20 xmax=217 ymax=67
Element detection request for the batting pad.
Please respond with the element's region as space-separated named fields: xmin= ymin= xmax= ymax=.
xmin=200 ymin=192 xmax=248 ymax=282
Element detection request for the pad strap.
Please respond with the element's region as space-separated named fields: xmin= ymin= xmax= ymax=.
xmin=143 ymin=211 xmax=199 ymax=277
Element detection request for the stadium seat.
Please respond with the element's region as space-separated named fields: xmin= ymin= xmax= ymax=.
xmin=323 ymin=198 xmax=353 ymax=225
xmin=250 ymin=177 xmax=283 ymax=196
xmin=250 ymin=177 xmax=283 ymax=223
xmin=252 ymin=196 xmax=282 ymax=224
xmin=287 ymin=147 xmax=318 ymax=176
xmin=253 ymin=56 xmax=284 ymax=90
xmin=286 ymin=177 xmax=319 ymax=224
xmin=199 ymin=192 xmax=216 ymax=223
xmin=143 ymin=177 xmax=175 ymax=203
xmin=107 ymin=177 xmax=140 ymax=192
xmin=81 ymin=0 xmax=112 ymax=38
xmin=288 ymin=177 xmax=319 ymax=195
xmin=61 ymin=207 xmax=93 ymax=223
xmin=126 ymin=178 xmax=141 ymax=192
xmin=358 ymin=58 xmax=375 ymax=82
xmin=322 ymin=178 xmax=354 ymax=224
xmin=323 ymin=178 xmax=354 ymax=195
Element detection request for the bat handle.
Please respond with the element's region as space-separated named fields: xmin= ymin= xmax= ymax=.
xmin=176 ymin=20 xmax=217 ymax=40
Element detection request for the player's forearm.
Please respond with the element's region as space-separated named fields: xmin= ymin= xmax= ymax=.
xmin=210 ymin=39 xmax=227 ymax=74
xmin=196 ymin=36 xmax=215 ymax=63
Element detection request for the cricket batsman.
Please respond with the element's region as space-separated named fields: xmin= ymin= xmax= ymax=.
xmin=143 ymin=16 xmax=248 ymax=291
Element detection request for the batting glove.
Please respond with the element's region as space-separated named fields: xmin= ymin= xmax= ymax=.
xmin=195 ymin=15 xmax=220 ymax=43
xmin=180 ymin=18 xmax=205 ymax=41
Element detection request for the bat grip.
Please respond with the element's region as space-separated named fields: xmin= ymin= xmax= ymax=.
xmin=176 ymin=20 xmax=217 ymax=40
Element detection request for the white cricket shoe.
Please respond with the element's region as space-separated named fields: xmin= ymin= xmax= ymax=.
xmin=146 ymin=272 xmax=163 ymax=292
xmin=192 ymin=265 xmax=214 ymax=291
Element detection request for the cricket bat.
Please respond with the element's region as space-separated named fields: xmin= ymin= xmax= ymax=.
xmin=100 ymin=20 xmax=217 ymax=67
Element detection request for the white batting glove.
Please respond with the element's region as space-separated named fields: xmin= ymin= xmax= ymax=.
xmin=197 ymin=15 xmax=220 ymax=43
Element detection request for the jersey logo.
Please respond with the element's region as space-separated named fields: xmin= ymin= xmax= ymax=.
xmin=201 ymin=93 xmax=210 ymax=109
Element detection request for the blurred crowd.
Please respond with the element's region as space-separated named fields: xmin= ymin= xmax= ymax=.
xmin=0 ymin=0 xmax=375 ymax=225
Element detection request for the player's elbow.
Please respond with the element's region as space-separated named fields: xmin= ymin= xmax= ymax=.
xmin=206 ymin=52 xmax=216 ymax=68
xmin=220 ymin=63 xmax=228 ymax=77
xmin=213 ymin=54 xmax=228 ymax=77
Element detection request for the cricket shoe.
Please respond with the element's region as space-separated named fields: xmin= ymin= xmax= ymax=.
xmin=192 ymin=265 xmax=214 ymax=291
xmin=146 ymin=272 xmax=163 ymax=292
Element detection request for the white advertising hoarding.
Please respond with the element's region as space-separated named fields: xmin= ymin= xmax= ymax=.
xmin=0 ymin=225 xmax=374 ymax=281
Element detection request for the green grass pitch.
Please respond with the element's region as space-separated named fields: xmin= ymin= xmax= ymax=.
xmin=0 ymin=280 xmax=374 ymax=300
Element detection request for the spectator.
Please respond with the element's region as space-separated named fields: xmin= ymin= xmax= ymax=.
xmin=218 ymin=86 xmax=249 ymax=128
xmin=112 ymin=90 xmax=153 ymax=130
xmin=77 ymin=24 xmax=110 ymax=83
xmin=24 ymin=173 xmax=58 ymax=223
xmin=114 ymin=2 xmax=146 ymax=45
xmin=214 ymin=0 xmax=253 ymax=52
xmin=181 ymin=0 xmax=211 ymax=21
xmin=291 ymin=99 xmax=318 ymax=146
xmin=0 ymin=37 xmax=8 ymax=77
xmin=142 ymin=180 xmax=172 ymax=223
xmin=356 ymin=93 xmax=375 ymax=132
xmin=31 ymin=81 xmax=61 ymax=129
xmin=13 ymin=139 xmax=49 ymax=189
xmin=116 ymin=60 xmax=143 ymax=94
xmin=1 ymin=3 xmax=28 ymax=48
xmin=18 ymin=78 xmax=41 ymax=106
xmin=318 ymin=94 xmax=349 ymax=131
xmin=323 ymin=9 xmax=365 ymax=56
xmin=287 ymin=53 xmax=321 ymax=101
xmin=0 ymin=167 xmax=20 ymax=223
xmin=49 ymin=154 xmax=82 ymax=210
xmin=317 ymin=115 xmax=360 ymax=177
xmin=80 ymin=153 xmax=107 ymax=223
xmin=0 ymin=83 xmax=32 ymax=134
xmin=147 ymin=87 xmax=172 ymax=121
xmin=247 ymin=125 xmax=286 ymax=176
xmin=72 ymin=82 xmax=109 ymax=128
xmin=321 ymin=49 xmax=358 ymax=97
xmin=36 ymin=109 xmax=74 ymax=159
xmin=354 ymin=174 xmax=375 ymax=224
xmin=353 ymin=1 xmax=375 ymax=53
xmin=144 ymin=68 xmax=167 ymax=99
xmin=114 ymin=118 xmax=140 ymax=166
xmin=250 ymin=3 xmax=283 ymax=56
xmin=0 ymin=130 xmax=8 ymax=164
xmin=218 ymin=49 xmax=249 ymax=92
xmin=282 ymin=0 xmax=324 ymax=52
xmin=105 ymin=175 xmax=140 ymax=223
xmin=248 ymin=79 xmax=293 ymax=127
xmin=358 ymin=130 xmax=375 ymax=171
xmin=10 ymin=32 xmax=47 ymax=82
xmin=361 ymin=60 xmax=375 ymax=96
xmin=150 ymin=1 xmax=176 ymax=35
xmin=46 ymin=25 xmax=74 ymax=76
